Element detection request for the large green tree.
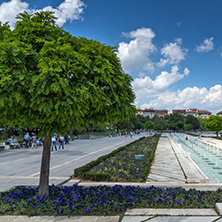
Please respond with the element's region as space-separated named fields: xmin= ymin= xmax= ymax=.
xmin=0 ymin=11 xmax=136 ymax=195
xmin=205 ymin=115 xmax=222 ymax=132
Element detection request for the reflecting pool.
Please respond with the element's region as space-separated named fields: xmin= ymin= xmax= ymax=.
xmin=171 ymin=133 xmax=222 ymax=182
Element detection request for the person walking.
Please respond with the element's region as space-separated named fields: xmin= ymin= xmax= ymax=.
xmin=24 ymin=132 xmax=30 ymax=148
xmin=51 ymin=136 xmax=57 ymax=152
xmin=31 ymin=134 xmax=37 ymax=148
xmin=130 ymin=131 xmax=133 ymax=138
xmin=58 ymin=134 xmax=65 ymax=151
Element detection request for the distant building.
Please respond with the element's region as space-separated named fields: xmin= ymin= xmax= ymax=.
xmin=217 ymin=111 xmax=222 ymax=116
xmin=186 ymin=108 xmax=199 ymax=118
xmin=136 ymin=108 xmax=168 ymax=118
xmin=197 ymin=110 xmax=212 ymax=119
xmin=173 ymin=108 xmax=211 ymax=119
xmin=172 ymin=109 xmax=186 ymax=115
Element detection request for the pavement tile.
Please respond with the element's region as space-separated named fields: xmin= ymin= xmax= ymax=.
xmin=31 ymin=216 xmax=55 ymax=222
xmin=216 ymin=203 xmax=222 ymax=215
xmin=121 ymin=216 xmax=154 ymax=222
xmin=97 ymin=216 xmax=120 ymax=222
xmin=125 ymin=208 xmax=218 ymax=216
xmin=147 ymin=216 xmax=220 ymax=222
xmin=51 ymin=216 xmax=100 ymax=222
xmin=0 ymin=216 xmax=120 ymax=222
xmin=0 ymin=216 xmax=17 ymax=222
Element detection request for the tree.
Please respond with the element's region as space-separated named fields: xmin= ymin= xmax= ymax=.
xmin=168 ymin=113 xmax=185 ymax=130
xmin=129 ymin=116 xmax=143 ymax=130
xmin=205 ymin=115 xmax=222 ymax=132
xmin=184 ymin=124 xmax=193 ymax=131
xmin=155 ymin=123 xmax=163 ymax=130
xmin=0 ymin=11 xmax=136 ymax=195
xmin=197 ymin=117 xmax=207 ymax=130
xmin=185 ymin=115 xmax=200 ymax=130
xmin=116 ymin=120 xmax=134 ymax=132
xmin=152 ymin=116 xmax=167 ymax=130
xmin=144 ymin=121 xmax=155 ymax=130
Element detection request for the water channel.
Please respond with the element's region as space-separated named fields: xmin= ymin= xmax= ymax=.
xmin=171 ymin=133 xmax=222 ymax=182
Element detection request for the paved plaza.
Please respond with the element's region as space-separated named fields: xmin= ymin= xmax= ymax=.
xmin=0 ymin=133 xmax=145 ymax=192
xmin=1 ymin=133 xmax=222 ymax=221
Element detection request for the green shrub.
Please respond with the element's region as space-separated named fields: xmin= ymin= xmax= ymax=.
xmin=74 ymin=135 xmax=160 ymax=182
xmin=74 ymin=137 xmax=145 ymax=181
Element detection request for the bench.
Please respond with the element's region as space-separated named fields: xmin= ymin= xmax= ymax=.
xmin=6 ymin=141 xmax=25 ymax=149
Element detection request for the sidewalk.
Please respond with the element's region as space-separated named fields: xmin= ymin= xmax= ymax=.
xmin=0 ymin=209 xmax=222 ymax=221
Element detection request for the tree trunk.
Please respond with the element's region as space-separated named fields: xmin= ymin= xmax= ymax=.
xmin=38 ymin=135 xmax=51 ymax=196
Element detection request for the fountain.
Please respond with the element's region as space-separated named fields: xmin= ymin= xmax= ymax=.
xmin=171 ymin=133 xmax=222 ymax=182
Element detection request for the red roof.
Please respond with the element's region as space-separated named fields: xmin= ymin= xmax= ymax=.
xmin=173 ymin=109 xmax=186 ymax=114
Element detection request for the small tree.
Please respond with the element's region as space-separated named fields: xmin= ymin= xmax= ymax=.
xmin=0 ymin=11 xmax=136 ymax=195
xmin=184 ymin=124 xmax=193 ymax=131
xmin=144 ymin=121 xmax=155 ymax=130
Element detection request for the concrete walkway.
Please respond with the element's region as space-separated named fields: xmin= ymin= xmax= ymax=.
xmin=146 ymin=135 xmax=186 ymax=183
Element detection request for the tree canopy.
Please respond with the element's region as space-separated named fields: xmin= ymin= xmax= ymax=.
xmin=205 ymin=115 xmax=222 ymax=132
xmin=144 ymin=120 xmax=155 ymax=130
xmin=0 ymin=11 xmax=136 ymax=135
xmin=185 ymin=115 xmax=200 ymax=130
xmin=184 ymin=124 xmax=193 ymax=131
xmin=0 ymin=11 xmax=136 ymax=195
xmin=168 ymin=113 xmax=185 ymax=130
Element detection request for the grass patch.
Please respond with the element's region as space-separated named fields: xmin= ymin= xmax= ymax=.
xmin=74 ymin=136 xmax=159 ymax=182
xmin=0 ymin=185 xmax=221 ymax=216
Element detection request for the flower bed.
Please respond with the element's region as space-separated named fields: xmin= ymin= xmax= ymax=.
xmin=74 ymin=136 xmax=159 ymax=182
xmin=0 ymin=185 xmax=221 ymax=216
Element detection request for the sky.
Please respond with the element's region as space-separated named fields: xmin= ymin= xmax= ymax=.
xmin=0 ymin=0 xmax=222 ymax=114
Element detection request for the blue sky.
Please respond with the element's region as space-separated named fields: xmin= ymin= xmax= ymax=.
xmin=0 ymin=0 xmax=222 ymax=114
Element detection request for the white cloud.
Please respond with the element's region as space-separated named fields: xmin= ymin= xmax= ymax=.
xmin=139 ymin=85 xmax=222 ymax=114
xmin=157 ymin=38 xmax=188 ymax=67
xmin=118 ymin=27 xmax=156 ymax=73
xmin=0 ymin=0 xmax=29 ymax=27
xmin=0 ymin=0 xmax=85 ymax=28
xmin=133 ymin=65 xmax=189 ymax=100
xmin=41 ymin=0 xmax=85 ymax=26
xmin=195 ymin=37 xmax=214 ymax=53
